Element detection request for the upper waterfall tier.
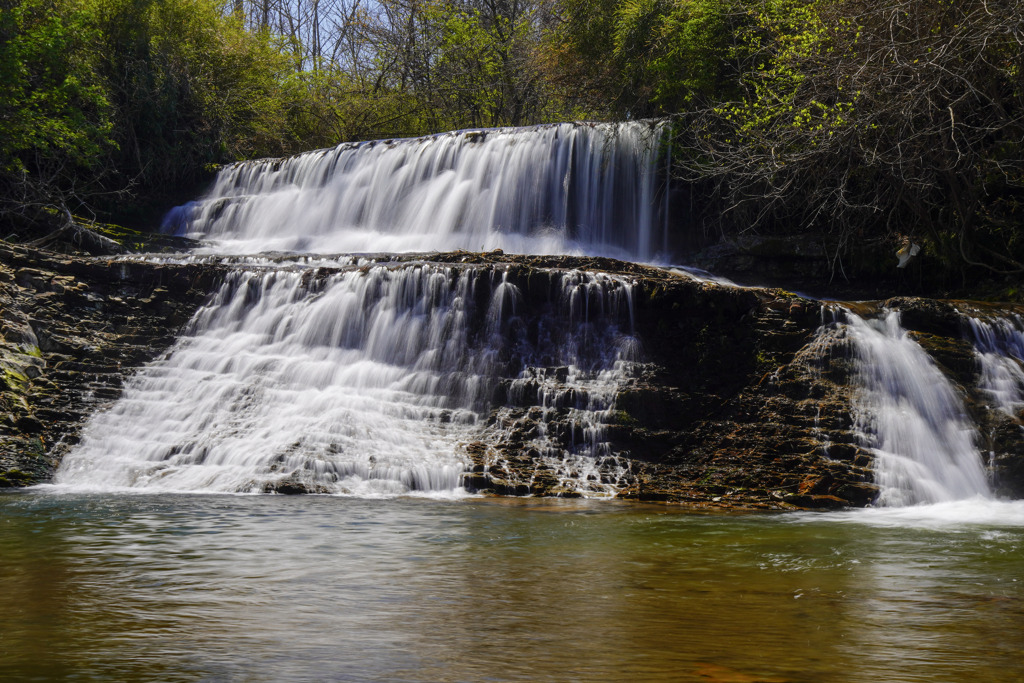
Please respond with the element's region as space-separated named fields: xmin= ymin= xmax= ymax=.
xmin=163 ymin=121 xmax=670 ymax=259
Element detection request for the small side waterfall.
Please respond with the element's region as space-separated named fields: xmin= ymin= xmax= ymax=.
xmin=845 ymin=310 xmax=991 ymax=506
xmin=492 ymin=271 xmax=640 ymax=496
xmin=965 ymin=314 xmax=1024 ymax=418
xmin=55 ymin=262 xmax=639 ymax=496
xmin=164 ymin=121 xmax=669 ymax=260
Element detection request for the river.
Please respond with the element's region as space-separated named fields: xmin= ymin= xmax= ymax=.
xmin=2 ymin=492 xmax=1022 ymax=681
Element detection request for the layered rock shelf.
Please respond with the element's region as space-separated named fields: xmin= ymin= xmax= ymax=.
xmin=0 ymin=242 xmax=219 ymax=485
xmin=2 ymin=242 xmax=1022 ymax=507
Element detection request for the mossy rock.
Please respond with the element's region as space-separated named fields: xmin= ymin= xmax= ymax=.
xmin=0 ymin=469 xmax=35 ymax=487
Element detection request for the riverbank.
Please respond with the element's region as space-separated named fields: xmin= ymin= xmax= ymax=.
xmin=0 ymin=241 xmax=218 ymax=485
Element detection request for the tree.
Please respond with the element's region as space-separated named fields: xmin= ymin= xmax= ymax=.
xmin=613 ymin=0 xmax=746 ymax=114
xmin=544 ymin=0 xmax=748 ymax=118
xmin=94 ymin=0 xmax=305 ymax=190
xmin=676 ymin=0 xmax=1024 ymax=274
xmin=423 ymin=0 xmax=549 ymax=128
xmin=0 ymin=0 xmax=114 ymax=225
xmin=1 ymin=0 xmax=318 ymax=230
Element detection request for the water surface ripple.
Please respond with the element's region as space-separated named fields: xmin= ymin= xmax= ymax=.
xmin=2 ymin=493 xmax=1022 ymax=681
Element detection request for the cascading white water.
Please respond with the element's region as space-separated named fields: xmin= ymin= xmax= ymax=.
xmin=845 ymin=310 xmax=991 ymax=506
xmin=57 ymin=266 xmax=482 ymax=494
xmin=496 ymin=271 xmax=640 ymax=496
xmin=965 ymin=314 xmax=1024 ymax=418
xmin=58 ymin=114 xmax=1020 ymax=506
xmin=163 ymin=121 xmax=669 ymax=260
xmin=55 ymin=263 xmax=639 ymax=496
xmin=62 ymin=120 xmax=655 ymax=498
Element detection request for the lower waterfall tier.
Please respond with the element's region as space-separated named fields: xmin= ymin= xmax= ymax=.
xmin=3 ymin=243 xmax=1023 ymax=507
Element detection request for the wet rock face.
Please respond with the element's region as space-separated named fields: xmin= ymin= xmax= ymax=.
xmin=0 ymin=243 xmax=217 ymax=485
xmin=603 ymin=287 xmax=878 ymax=509
xmin=446 ymin=259 xmax=881 ymax=509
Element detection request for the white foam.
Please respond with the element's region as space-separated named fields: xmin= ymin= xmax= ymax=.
xmin=846 ymin=310 xmax=991 ymax=506
xmin=799 ymin=498 xmax=1024 ymax=529
xmin=164 ymin=122 xmax=670 ymax=261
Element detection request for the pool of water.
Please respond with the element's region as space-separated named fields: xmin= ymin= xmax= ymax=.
xmin=2 ymin=493 xmax=1023 ymax=681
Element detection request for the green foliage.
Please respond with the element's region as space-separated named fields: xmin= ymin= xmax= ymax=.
xmin=542 ymin=0 xmax=622 ymax=117
xmin=92 ymin=0 xmax=302 ymax=187
xmin=613 ymin=0 xmax=742 ymax=113
xmin=719 ymin=0 xmax=856 ymax=140
xmin=675 ymin=0 xmax=1024 ymax=276
xmin=0 ymin=0 xmax=111 ymax=166
xmin=410 ymin=0 xmax=552 ymax=131
xmin=549 ymin=0 xmax=748 ymax=118
xmin=0 ymin=0 xmax=113 ymax=204
xmin=1 ymin=0 xmax=312 ymax=226
xmin=427 ymin=3 xmax=505 ymax=127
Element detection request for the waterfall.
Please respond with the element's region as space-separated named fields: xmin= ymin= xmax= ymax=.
xmin=492 ymin=271 xmax=640 ymax=496
xmin=163 ymin=121 xmax=669 ymax=260
xmin=965 ymin=314 xmax=1024 ymax=418
xmin=55 ymin=262 xmax=639 ymax=496
xmin=52 ymin=115 xmax=1022 ymax=506
xmin=845 ymin=310 xmax=991 ymax=506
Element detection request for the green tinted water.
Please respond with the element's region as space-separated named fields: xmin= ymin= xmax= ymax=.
xmin=1 ymin=493 xmax=1022 ymax=681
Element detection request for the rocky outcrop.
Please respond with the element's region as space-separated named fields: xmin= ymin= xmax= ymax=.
xmin=455 ymin=265 xmax=878 ymax=509
xmin=687 ymin=232 xmax=1022 ymax=303
xmin=2 ymin=243 xmax=1022 ymax=508
xmin=425 ymin=252 xmax=1023 ymax=507
xmin=0 ymin=242 xmax=221 ymax=485
xmin=687 ymin=233 xmax=899 ymax=296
